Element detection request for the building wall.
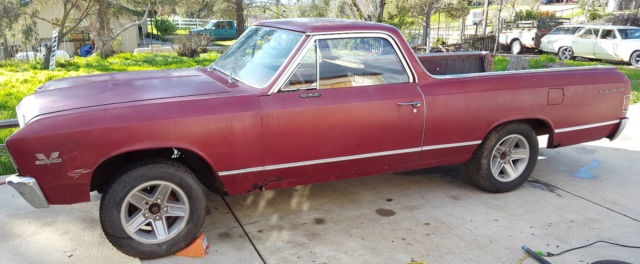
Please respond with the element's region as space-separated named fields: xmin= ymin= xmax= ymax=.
xmin=15 ymin=2 xmax=144 ymax=55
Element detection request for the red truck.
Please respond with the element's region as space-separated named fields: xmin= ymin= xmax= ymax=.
xmin=3 ymin=19 xmax=631 ymax=258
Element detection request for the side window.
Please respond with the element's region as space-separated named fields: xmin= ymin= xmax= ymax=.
xmin=317 ymin=37 xmax=409 ymax=89
xmin=214 ymin=22 xmax=221 ymax=29
xmin=282 ymin=44 xmax=317 ymax=91
xmin=578 ymin=28 xmax=596 ymax=39
xmin=600 ymin=29 xmax=617 ymax=40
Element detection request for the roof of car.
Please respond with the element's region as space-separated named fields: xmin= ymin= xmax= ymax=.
xmin=558 ymin=24 xmax=639 ymax=29
xmin=254 ymin=18 xmax=399 ymax=34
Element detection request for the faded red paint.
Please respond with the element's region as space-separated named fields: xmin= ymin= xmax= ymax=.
xmin=5 ymin=19 xmax=630 ymax=205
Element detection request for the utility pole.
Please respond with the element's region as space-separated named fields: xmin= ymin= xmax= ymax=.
xmin=482 ymin=0 xmax=489 ymax=36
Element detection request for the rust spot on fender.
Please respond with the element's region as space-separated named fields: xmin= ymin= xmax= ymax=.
xmin=68 ymin=169 xmax=91 ymax=178
xmin=246 ymin=176 xmax=282 ymax=193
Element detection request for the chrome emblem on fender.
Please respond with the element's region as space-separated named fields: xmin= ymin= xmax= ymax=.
xmin=35 ymin=152 xmax=62 ymax=165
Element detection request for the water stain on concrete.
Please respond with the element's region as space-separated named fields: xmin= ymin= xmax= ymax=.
xmin=218 ymin=232 xmax=232 ymax=239
xmin=573 ymin=159 xmax=600 ymax=179
xmin=313 ymin=217 xmax=326 ymax=225
xmin=572 ymin=147 xmax=596 ymax=155
xmin=448 ymin=194 xmax=461 ymax=200
xmin=375 ymin=208 xmax=396 ymax=217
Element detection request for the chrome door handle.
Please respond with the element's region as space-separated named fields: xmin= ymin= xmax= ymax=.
xmin=397 ymin=101 xmax=421 ymax=107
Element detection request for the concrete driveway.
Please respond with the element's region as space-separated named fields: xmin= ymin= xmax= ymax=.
xmin=1 ymin=105 xmax=639 ymax=264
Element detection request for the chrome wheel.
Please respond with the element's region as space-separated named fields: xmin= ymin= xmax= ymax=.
xmin=559 ymin=47 xmax=573 ymax=61
xmin=631 ymin=51 xmax=640 ymax=68
xmin=490 ymin=134 xmax=530 ymax=182
xmin=120 ymin=180 xmax=189 ymax=244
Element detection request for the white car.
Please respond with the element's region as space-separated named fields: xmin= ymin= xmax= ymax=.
xmin=541 ymin=25 xmax=640 ymax=67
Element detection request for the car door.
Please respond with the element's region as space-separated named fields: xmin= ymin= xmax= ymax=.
xmin=259 ymin=35 xmax=425 ymax=182
xmin=572 ymin=27 xmax=598 ymax=57
xmin=595 ymin=29 xmax=620 ymax=60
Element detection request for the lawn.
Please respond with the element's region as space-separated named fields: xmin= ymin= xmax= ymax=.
xmin=0 ymin=52 xmax=218 ymax=175
xmin=493 ymin=54 xmax=640 ymax=104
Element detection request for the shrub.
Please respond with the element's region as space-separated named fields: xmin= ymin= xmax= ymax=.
xmin=155 ymin=18 xmax=177 ymax=36
xmin=174 ymin=34 xmax=210 ymax=58
xmin=588 ymin=12 xmax=604 ymax=21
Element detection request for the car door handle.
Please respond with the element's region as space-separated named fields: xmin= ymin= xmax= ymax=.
xmin=397 ymin=101 xmax=421 ymax=107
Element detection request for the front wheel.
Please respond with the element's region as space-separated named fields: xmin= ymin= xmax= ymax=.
xmin=630 ymin=51 xmax=640 ymax=68
xmin=465 ymin=123 xmax=539 ymax=193
xmin=99 ymin=161 xmax=207 ymax=259
xmin=558 ymin=46 xmax=574 ymax=61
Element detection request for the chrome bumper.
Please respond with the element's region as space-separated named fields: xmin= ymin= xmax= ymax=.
xmin=5 ymin=175 xmax=49 ymax=208
xmin=610 ymin=117 xmax=629 ymax=141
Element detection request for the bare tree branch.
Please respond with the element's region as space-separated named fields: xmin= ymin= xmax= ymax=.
xmin=113 ymin=3 xmax=150 ymax=38
xmin=19 ymin=11 xmax=62 ymax=27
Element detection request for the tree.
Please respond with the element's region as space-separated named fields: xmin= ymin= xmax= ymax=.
xmin=20 ymin=0 xmax=94 ymax=67
xmin=83 ymin=0 xmax=152 ymax=58
xmin=234 ymin=0 xmax=246 ymax=37
xmin=0 ymin=0 xmax=20 ymax=60
xmin=20 ymin=14 xmax=39 ymax=61
xmin=350 ymin=0 xmax=386 ymax=21
xmin=444 ymin=0 xmax=469 ymax=42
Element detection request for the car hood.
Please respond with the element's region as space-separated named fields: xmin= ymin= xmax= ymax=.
xmin=17 ymin=68 xmax=230 ymax=126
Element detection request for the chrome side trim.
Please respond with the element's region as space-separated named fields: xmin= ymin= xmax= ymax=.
xmin=218 ymin=140 xmax=481 ymax=176
xmin=416 ymin=51 xmax=490 ymax=56
xmin=554 ymin=120 xmax=620 ymax=133
xmin=431 ymin=65 xmax=617 ymax=79
xmin=6 ymin=175 xmax=49 ymax=208
xmin=422 ymin=141 xmax=482 ymax=150
xmin=610 ymin=118 xmax=629 ymax=141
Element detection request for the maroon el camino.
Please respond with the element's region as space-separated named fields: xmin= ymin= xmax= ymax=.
xmin=4 ymin=19 xmax=630 ymax=258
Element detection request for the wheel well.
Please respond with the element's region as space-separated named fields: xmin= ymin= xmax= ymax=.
xmin=490 ymin=119 xmax=554 ymax=146
xmin=510 ymin=38 xmax=521 ymax=45
xmin=90 ymin=148 xmax=227 ymax=195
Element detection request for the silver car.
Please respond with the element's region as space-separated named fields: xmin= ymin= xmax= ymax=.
xmin=541 ymin=25 xmax=640 ymax=67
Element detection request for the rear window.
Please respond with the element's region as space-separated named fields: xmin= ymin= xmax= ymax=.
xmin=548 ymin=26 xmax=582 ymax=35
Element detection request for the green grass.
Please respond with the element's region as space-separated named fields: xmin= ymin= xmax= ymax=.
xmin=0 ymin=52 xmax=218 ymax=175
xmin=493 ymin=54 xmax=640 ymax=105
xmin=175 ymin=29 xmax=190 ymax=35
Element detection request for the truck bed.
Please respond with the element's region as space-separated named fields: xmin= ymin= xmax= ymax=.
xmin=416 ymin=52 xmax=493 ymax=76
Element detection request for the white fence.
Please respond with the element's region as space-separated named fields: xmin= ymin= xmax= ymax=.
xmin=147 ymin=18 xmax=211 ymax=29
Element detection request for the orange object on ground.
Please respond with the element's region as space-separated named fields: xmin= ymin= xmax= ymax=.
xmin=174 ymin=233 xmax=209 ymax=258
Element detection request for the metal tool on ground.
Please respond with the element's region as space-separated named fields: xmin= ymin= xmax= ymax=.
xmin=522 ymin=245 xmax=551 ymax=264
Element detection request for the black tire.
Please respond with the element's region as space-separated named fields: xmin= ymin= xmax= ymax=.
xmin=630 ymin=51 xmax=640 ymax=68
xmin=99 ymin=160 xmax=207 ymax=259
xmin=511 ymin=40 xmax=522 ymax=55
xmin=558 ymin=46 xmax=574 ymax=61
xmin=465 ymin=123 xmax=539 ymax=193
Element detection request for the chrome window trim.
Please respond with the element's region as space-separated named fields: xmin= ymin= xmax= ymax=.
xmin=269 ymin=31 xmax=417 ymax=95
xmin=217 ymin=140 xmax=482 ymax=176
xmin=554 ymin=120 xmax=620 ymax=133
xmin=211 ymin=26 xmax=306 ymax=89
xmin=430 ymin=65 xmax=617 ymax=79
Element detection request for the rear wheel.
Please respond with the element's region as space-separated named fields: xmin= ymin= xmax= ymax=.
xmin=511 ymin=40 xmax=522 ymax=55
xmin=465 ymin=123 xmax=539 ymax=193
xmin=100 ymin=160 xmax=207 ymax=259
xmin=631 ymin=51 xmax=640 ymax=68
xmin=558 ymin=46 xmax=574 ymax=61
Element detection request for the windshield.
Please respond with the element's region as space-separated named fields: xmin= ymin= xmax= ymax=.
xmin=206 ymin=21 xmax=215 ymax=29
xmin=209 ymin=26 xmax=303 ymax=87
xmin=549 ymin=26 xmax=582 ymax=35
xmin=618 ymin=28 xmax=640 ymax=39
